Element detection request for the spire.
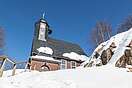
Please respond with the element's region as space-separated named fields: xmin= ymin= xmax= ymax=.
xmin=42 ymin=12 xmax=45 ymax=19
xmin=40 ymin=12 xmax=46 ymax=23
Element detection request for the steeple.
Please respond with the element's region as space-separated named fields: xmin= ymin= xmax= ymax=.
xmin=39 ymin=12 xmax=47 ymax=23
xmin=42 ymin=12 xmax=45 ymax=19
xmin=33 ymin=13 xmax=52 ymax=42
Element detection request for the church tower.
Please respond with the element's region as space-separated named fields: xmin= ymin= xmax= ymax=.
xmin=34 ymin=15 xmax=51 ymax=42
xmin=30 ymin=15 xmax=52 ymax=56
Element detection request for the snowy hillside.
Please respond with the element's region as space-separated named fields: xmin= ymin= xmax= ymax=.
xmin=83 ymin=28 xmax=132 ymax=68
xmin=0 ymin=66 xmax=132 ymax=88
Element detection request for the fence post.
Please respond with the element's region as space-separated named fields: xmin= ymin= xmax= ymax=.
xmin=0 ymin=58 xmax=6 ymax=77
xmin=0 ymin=69 xmax=3 ymax=77
xmin=12 ymin=64 xmax=16 ymax=76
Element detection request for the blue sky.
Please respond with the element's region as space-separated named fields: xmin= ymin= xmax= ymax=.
xmin=0 ymin=0 xmax=132 ymax=61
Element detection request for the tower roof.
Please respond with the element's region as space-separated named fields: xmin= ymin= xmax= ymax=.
xmin=39 ymin=18 xmax=47 ymax=23
xmin=40 ymin=13 xmax=47 ymax=23
xmin=35 ymin=17 xmax=49 ymax=28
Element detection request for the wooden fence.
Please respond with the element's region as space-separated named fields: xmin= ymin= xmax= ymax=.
xmin=0 ymin=56 xmax=30 ymax=77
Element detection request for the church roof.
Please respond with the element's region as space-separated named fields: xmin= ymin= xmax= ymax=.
xmin=31 ymin=37 xmax=87 ymax=60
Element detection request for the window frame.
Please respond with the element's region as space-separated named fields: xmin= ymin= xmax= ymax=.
xmin=60 ymin=59 xmax=67 ymax=69
xmin=38 ymin=25 xmax=46 ymax=41
xmin=71 ymin=61 xmax=76 ymax=69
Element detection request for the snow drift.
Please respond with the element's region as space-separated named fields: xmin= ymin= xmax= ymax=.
xmin=0 ymin=66 xmax=132 ymax=88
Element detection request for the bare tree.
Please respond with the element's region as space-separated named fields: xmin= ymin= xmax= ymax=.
xmin=91 ymin=28 xmax=99 ymax=46
xmin=117 ymin=15 xmax=132 ymax=33
xmin=90 ymin=21 xmax=112 ymax=47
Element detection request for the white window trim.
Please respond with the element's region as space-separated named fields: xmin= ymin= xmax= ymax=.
xmin=71 ymin=61 xmax=76 ymax=69
xmin=60 ymin=59 xmax=67 ymax=69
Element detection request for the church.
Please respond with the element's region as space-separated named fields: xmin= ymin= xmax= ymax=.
xmin=29 ymin=16 xmax=87 ymax=71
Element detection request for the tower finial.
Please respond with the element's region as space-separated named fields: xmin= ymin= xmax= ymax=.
xmin=42 ymin=12 xmax=45 ymax=19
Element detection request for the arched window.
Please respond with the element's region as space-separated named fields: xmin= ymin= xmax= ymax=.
xmin=40 ymin=63 xmax=50 ymax=72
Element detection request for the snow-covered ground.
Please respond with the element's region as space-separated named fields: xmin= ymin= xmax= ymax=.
xmin=0 ymin=66 xmax=131 ymax=88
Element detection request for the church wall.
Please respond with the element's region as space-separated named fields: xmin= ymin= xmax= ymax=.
xmin=67 ymin=60 xmax=71 ymax=69
xmin=30 ymin=58 xmax=83 ymax=71
xmin=76 ymin=62 xmax=81 ymax=67
xmin=66 ymin=60 xmax=82 ymax=69
xmin=31 ymin=59 xmax=60 ymax=71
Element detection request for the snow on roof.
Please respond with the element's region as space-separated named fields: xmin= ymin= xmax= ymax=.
xmin=31 ymin=55 xmax=60 ymax=62
xmin=63 ymin=52 xmax=88 ymax=61
xmin=37 ymin=47 xmax=53 ymax=55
